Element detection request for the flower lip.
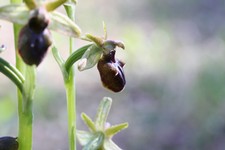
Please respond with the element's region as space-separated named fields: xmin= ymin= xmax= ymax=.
xmin=97 ymin=50 xmax=126 ymax=92
xmin=18 ymin=25 xmax=52 ymax=66
xmin=0 ymin=136 xmax=18 ymax=150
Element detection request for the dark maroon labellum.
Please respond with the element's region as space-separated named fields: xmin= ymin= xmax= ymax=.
xmin=97 ymin=50 xmax=126 ymax=92
xmin=18 ymin=26 xmax=52 ymax=66
xmin=0 ymin=136 xmax=19 ymax=150
xmin=18 ymin=8 xmax=52 ymax=66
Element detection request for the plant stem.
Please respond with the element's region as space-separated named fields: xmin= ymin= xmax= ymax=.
xmin=65 ymin=72 xmax=76 ymax=150
xmin=11 ymin=0 xmax=36 ymax=149
xmin=64 ymin=3 xmax=76 ymax=150
xmin=18 ymin=66 xmax=36 ymax=150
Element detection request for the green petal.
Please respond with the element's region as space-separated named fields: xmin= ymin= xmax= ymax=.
xmin=0 ymin=4 xmax=29 ymax=25
xmin=78 ymin=44 xmax=102 ymax=71
xmin=81 ymin=113 xmax=96 ymax=132
xmin=105 ymin=123 xmax=129 ymax=138
xmin=77 ymin=130 xmax=93 ymax=146
xmin=95 ymin=97 xmax=112 ymax=130
xmin=104 ymin=139 xmax=122 ymax=150
xmin=49 ymin=11 xmax=81 ymax=38
xmin=83 ymin=132 xmax=105 ymax=150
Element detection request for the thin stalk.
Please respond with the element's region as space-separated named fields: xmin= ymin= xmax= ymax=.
xmin=65 ymin=73 xmax=76 ymax=150
xmin=64 ymin=3 xmax=76 ymax=150
xmin=11 ymin=0 xmax=36 ymax=149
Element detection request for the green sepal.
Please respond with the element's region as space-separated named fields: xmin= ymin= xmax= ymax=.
xmin=78 ymin=44 xmax=102 ymax=71
xmin=105 ymin=123 xmax=129 ymax=138
xmin=95 ymin=97 xmax=112 ymax=130
xmin=45 ymin=0 xmax=67 ymax=12
xmin=24 ymin=0 xmax=36 ymax=10
xmin=0 ymin=4 xmax=29 ymax=25
xmin=77 ymin=130 xmax=93 ymax=146
xmin=49 ymin=11 xmax=81 ymax=38
xmin=81 ymin=113 xmax=96 ymax=132
xmin=86 ymin=34 xmax=103 ymax=47
xmin=83 ymin=132 xmax=105 ymax=150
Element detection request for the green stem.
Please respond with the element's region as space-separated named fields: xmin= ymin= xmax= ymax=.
xmin=64 ymin=3 xmax=76 ymax=150
xmin=18 ymin=66 xmax=36 ymax=150
xmin=11 ymin=0 xmax=36 ymax=150
xmin=65 ymin=71 xmax=76 ymax=150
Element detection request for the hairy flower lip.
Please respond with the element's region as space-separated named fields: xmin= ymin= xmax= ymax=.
xmin=18 ymin=25 xmax=52 ymax=66
xmin=0 ymin=136 xmax=19 ymax=150
xmin=97 ymin=50 xmax=126 ymax=92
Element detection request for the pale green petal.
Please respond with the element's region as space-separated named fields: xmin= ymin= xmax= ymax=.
xmin=49 ymin=11 xmax=81 ymax=37
xmin=105 ymin=123 xmax=128 ymax=138
xmin=76 ymin=130 xmax=93 ymax=146
xmin=78 ymin=44 xmax=102 ymax=71
xmin=83 ymin=132 xmax=105 ymax=150
xmin=95 ymin=97 xmax=112 ymax=130
xmin=104 ymin=139 xmax=122 ymax=150
xmin=81 ymin=113 xmax=96 ymax=132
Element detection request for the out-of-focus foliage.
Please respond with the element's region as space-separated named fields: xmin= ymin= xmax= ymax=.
xmin=1 ymin=0 xmax=225 ymax=150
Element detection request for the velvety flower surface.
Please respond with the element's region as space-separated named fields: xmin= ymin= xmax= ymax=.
xmin=97 ymin=50 xmax=125 ymax=92
xmin=0 ymin=136 xmax=18 ymax=150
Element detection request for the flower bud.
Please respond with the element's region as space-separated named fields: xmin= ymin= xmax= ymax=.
xmin=97 ymin=50 xmax=126 ymax=92
xmin=0 ymin=136 xmax=18 ymax=150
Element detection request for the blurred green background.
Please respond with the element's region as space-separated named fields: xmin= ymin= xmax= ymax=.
xmin=1 ymin=0 xmax=225 ymax=149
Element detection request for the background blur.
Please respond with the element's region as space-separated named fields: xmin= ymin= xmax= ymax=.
xmin=1 ymin=0 xmax=225 ymax=150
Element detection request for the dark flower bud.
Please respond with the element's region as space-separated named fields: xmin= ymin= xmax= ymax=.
xmin=18 ymin=26 xmax=52 ymax=66
xmin=97 ymin=50 xmax=126 ymax=92
xmin=0 ymin=136 xmax=18 ymax=150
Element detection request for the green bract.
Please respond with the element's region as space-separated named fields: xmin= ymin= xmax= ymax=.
xmin=78 ymin=44 xmax=102 ymax=71
xmin=77 ymin=97 xmax=128 ymax=150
